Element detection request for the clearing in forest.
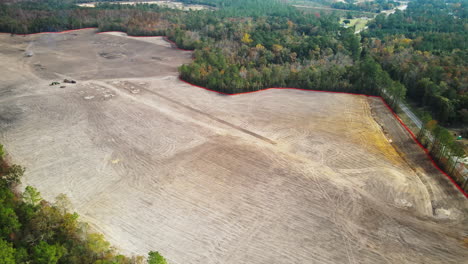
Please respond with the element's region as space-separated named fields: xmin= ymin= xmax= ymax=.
xmin=0 ymin=29 xmax=466 ymax=264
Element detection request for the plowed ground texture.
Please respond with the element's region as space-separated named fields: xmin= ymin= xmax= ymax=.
xmin=0 ymin=29 xmax=466 ymax=264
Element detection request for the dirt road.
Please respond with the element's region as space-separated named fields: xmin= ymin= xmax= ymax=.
xmin=370 ymin=98 xmax=467 ymax=217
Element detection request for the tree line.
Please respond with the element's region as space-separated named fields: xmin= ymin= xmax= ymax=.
xmin=417 ymin=120 xmax=467 ymax=189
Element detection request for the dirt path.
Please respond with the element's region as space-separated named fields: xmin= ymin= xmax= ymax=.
xmin=95 ymin=80 xmax=277 ymax=145
xmin=370 ymin=97 xmax=467 ymax=219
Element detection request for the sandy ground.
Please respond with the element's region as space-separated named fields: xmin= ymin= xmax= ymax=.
xmin=0 ymin=29 xmax=467 ymax=264
xmin=77 ymin=1 xmax=211 ymax=10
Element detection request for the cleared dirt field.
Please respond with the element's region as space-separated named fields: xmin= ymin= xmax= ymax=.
xmin=77 ymin=1 xmax=211 ymax=10
xmin=0 ymin=29 xmax=467 ymax=263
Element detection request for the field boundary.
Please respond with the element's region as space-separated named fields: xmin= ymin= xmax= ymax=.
xmin=180 ymin=78 xmax=468 ymax=199
xmin=94 ymin=31 xmax=193 ymax=51
xmin=2 ymin=27 xmax=466 ymax=199
xmin=0 ymin=27 xmax=98 ymax=36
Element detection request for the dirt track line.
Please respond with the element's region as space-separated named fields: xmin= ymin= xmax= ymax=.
xmin=96 ymin=81 xmax=277 ymax=145
xmin=138 ymin=85 xmax=277 ymax=145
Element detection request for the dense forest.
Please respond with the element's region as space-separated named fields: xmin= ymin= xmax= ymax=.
xmin=363 ymin=0 xmax=467 ymax=125
xmin=0 ymin=144 xmax=167 ymax=263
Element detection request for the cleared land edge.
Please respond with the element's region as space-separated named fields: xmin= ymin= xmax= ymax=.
xmin=2 ymin=27 xmax=466 ymax=199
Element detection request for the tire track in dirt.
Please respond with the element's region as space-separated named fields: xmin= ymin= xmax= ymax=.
xmin=95 ymin=81 xmax=277 ymax=145
xmin=369 ymin=97 xmax=467 ymax=216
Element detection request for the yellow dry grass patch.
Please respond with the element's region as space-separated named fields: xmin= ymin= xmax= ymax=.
xmin=340 ymin=17 xmax=370 ymax=32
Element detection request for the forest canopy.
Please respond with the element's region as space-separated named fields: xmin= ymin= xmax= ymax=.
xmin=363 ymin=0 xmax=467 ymax=125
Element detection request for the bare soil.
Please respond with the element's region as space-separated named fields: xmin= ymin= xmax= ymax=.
xmin=77 ymin=1 xmax=211 ymax=10
xmin=0 ymin=29 xmax=466 ymax=264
